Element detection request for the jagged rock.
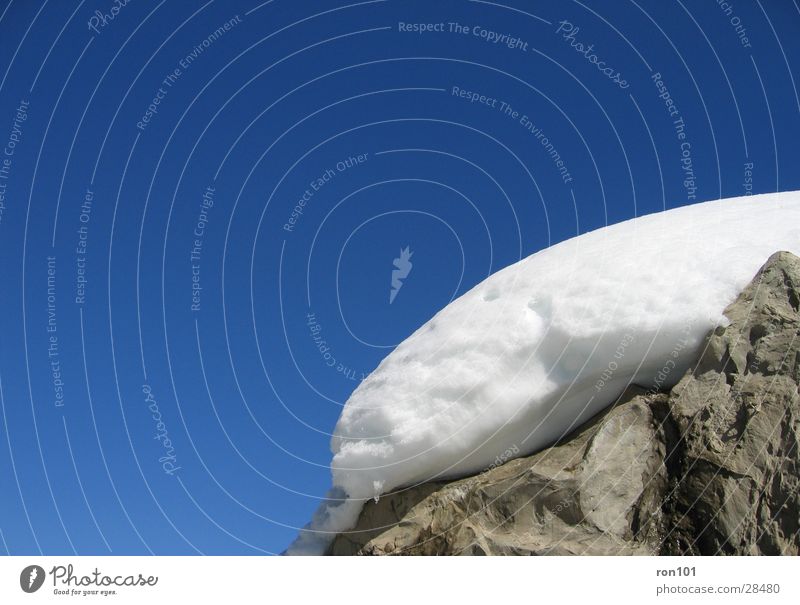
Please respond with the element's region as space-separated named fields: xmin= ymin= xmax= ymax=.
xmin=328 ymin=252 xmax=800 ymax=555
xmin=662 ymin=251 xmax=800 ymax=555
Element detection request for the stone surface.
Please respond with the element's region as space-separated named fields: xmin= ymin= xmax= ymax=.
xmin=661 ymin=251 xmax=800 ymax=555
xmin=327 ymin=252 xmax=800 ymax=555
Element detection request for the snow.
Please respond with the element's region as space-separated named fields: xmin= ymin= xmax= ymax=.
xmin=288 ymin=191 xmax=800 ymax=554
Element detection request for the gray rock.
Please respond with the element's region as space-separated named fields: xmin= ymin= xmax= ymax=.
xmin=328 ymin=252 xmax=800 ymax=555
xmin=662 ymin=251 xmax=800 ymax=555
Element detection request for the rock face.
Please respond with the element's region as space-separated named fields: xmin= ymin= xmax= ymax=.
xmin=328 ymin=252 xmax=800 ymax=555
xmin=662 ymin=251 xmax=800 ymax=555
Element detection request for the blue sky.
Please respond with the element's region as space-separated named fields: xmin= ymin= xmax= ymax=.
xmin=0 ymin=0 xmax=798 ymax=554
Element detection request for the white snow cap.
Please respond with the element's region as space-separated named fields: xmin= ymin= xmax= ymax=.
xmin=289 ymin=191 xmax=800 ymax=554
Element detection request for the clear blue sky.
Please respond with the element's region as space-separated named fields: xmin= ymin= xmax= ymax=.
xmin=0 ymin=0 xmax=798 ymax=554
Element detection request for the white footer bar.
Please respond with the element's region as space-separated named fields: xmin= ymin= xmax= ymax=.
xmin=1 ymin=555 xmax=797 ymax=603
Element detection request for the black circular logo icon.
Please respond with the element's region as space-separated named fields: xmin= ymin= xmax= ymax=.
xmin=19 ymin=565 xmax=45 ymax=593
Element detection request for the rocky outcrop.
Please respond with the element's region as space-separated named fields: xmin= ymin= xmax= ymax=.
xmin=661 ymin=251 xmax=800 ymax=555
xmin=328 ymin=252 xmax=800 ymax=555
